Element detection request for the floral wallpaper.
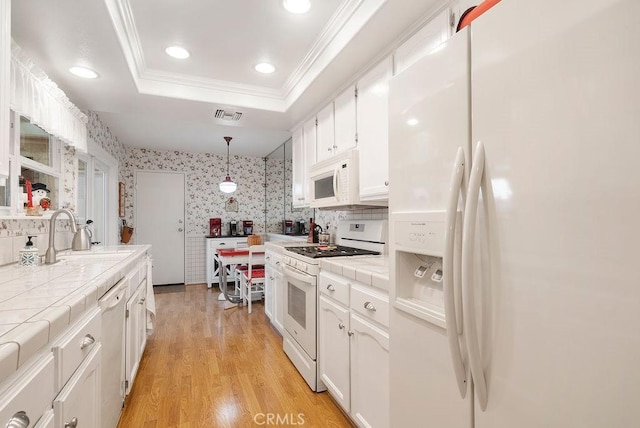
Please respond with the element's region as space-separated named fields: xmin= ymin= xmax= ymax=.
xmin=86 ymin=111 xmax=127 ymax=184
xmin=264 ymin=157 xmax=314 ymax=234
xmin=62 ymin=145 xmax=77 ymax=211
xmin=124 ymin=147 xmax=269 ymax=236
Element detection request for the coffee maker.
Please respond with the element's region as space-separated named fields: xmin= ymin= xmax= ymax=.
xmin=229 ymin=220 xmax=238 ymax=236
xmin=283 ymin=220 xmax=293 ymax=235
xmin=295 ymin=219 xmax=306 ymax=235
xmin=242 ymin=220 xmax=253 ymax=236
xmin=209 ymin=218 xmax=222 ymax=237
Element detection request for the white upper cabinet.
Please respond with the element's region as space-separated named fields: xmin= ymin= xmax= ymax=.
xmin=394 ymin=8 xmax=451 ymax=75
xmin=333 ymin=85 xmax=357 ymax=156
xmin=291 ymin=127 xmax=306 ymax=208
xmin=316 ymin=102 xmax=335 ymax=163
xmin=0 ymin=0 xmax=10 ymax=181
xmin=303 ymin=116 xmax=316 ymax=205
xmin=292 ymin=117 xmax=316 ymax=208
xmin=357 ymin=57 xmax=393 ymax=201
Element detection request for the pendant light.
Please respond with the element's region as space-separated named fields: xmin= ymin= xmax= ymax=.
xmin=219 ymin=136 xmax=237 ymax=193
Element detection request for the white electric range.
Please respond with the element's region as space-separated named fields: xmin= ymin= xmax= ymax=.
xmin=281 ymin=219 xmax=387 ymax=391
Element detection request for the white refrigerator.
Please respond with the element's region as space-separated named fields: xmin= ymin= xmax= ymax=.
xmin=389 ymin=0 xmax=640 ymax=427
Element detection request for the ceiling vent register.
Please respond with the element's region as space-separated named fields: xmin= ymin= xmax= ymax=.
xmin=214 ymin=109 xmax=243 ymax=121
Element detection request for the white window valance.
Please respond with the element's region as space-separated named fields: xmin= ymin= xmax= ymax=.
xmin=10 ymin=40 xmax=88 ymax=152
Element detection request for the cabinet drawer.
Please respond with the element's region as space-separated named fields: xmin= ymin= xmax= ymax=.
xmin=350 ymin=282 xmax=389 ymax=328
xmin=52 ymin=308 xmax=101 ymax=391
xmin=319 ymin=271 xmax=349 ymax=306
xmin=265 ymin=251 xmax=282 ymax=270
xmin=0 ymin=353 xmax=54 ymax=428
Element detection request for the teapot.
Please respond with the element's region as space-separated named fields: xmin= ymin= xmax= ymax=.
xmin=72 ymin=219 xmax=93 ymax=251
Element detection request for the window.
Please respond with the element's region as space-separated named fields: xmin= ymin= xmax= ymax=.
xmin=0 ymin=112 xmax=62 ymax=215
xmin=77 ymin=148 xmax=117 ymax=246
xmin=17 ymin=114 xmax=61 ymax=213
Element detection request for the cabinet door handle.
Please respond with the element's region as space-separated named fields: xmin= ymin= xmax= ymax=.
xmin=266 ymin=256 xmax=271 ymax=261
xmin=384 ymin=180 xmax=389 ymax=186
xmin=6 ymin=411 xmax=30 ymax=428
xmin=64 ymin=417 xmax=78 ymax=428
xmin=326 ymin=284 xmax=335 ymax=291
xmin=364 ymin=301 xmax=377 ymax=311
xmin=348 ymin=331 xmax=354 ymax=336
xmin=80 ymin=334 xmax=95 ymax=349
xmin=327 ymin=147 xmax=332 ymax=152
xmin=338 ymin=323 xmax=345 ymax=330
xmin=276 ymin=261 xmax=281 ymax=266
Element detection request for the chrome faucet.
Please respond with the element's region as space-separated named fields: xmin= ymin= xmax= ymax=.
xmin=44 ymin=208 xmax=81 ymax=264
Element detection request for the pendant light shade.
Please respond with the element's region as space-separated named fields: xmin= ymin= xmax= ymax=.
xmin=219 ymin=136 xmax=237 ymax=193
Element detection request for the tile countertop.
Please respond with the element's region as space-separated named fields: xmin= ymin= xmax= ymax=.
xmin=0 ymin=245 xmax=150 ymax=384
xmin=320 ymin=255 xmax=390 ymax=291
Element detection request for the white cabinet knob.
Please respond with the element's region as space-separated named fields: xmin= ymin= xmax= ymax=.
xmin=326 ymin=284 xmax=335 ymax=291
xmin=65 ymin=417 xmax=78 ymax=428
xmin=338 ymin=323 xmax=345 ymax=330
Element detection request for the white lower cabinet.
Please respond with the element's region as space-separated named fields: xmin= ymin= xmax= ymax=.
xmin=125 ymin=278 xmax=147 ymax=394
xmin=264 ymin=271 xmax=274 ymax=320
xmin=318 ymin=271 xmax=390 ymax=427
xmin=34 ymin=409 xmax=54 ymax=428
xmin=273 ymin=269 xmax=285 ymax=334
xmin=265 ymin=250 xmax=285 ymax=335
xmin=319 ymin=295 xmax=350 ymax=411
xmin=350 ymin=313 xmax=390 ymax=428
xmin=54 ymin=343 xmax=102 ymax=428
xmin=0 ymin=353 xmax=55 ymax=428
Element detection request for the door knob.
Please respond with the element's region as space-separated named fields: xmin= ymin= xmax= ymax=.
xmin=178 ymin=228 xmax=184 ymax=232
xmin=178 ymin=219 xmax=183 ymax=223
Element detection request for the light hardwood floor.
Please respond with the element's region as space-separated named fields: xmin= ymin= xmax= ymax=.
xmin=117 ymin=283 xmax=353 ymax=427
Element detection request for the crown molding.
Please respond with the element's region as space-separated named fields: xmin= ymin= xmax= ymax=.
xmin=104 ymin=0 xmax=387 ymax=112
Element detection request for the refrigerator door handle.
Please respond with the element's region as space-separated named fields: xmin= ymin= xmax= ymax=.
xmin=462 ymin=140 xmax=488 ymax=411
xmin=444 ymin=146 xmax=468 ymax=398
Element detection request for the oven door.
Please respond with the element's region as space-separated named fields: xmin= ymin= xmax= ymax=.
xmin=283 ymin=264 xmax=317 ymax=359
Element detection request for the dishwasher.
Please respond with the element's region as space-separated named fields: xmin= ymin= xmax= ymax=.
xmin=99 ymin=281 xmax=127 ymax=428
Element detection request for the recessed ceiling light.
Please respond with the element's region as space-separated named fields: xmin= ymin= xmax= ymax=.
xmin=407 ymin=118 xmax=419 ymax=126
xmin=69 ymin=66 xmax=98 ymax=79
xmin=283 ymin=0 xmax=311 ymax=14
xmin=255 ymin=62 xmax=276 ymax=74
xmin=165 ymin=46 xmax=190 ymax=59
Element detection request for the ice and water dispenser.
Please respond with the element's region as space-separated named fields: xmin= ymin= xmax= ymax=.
xmin=393 ymin=212 xmax=459 ymax=327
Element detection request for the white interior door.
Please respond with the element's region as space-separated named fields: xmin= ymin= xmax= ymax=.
xmin=135 ymin=171 xmax=185 ymax=285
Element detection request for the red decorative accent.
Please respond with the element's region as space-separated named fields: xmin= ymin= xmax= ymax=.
xmin=25 ymin=180 xmax=33 ymax=208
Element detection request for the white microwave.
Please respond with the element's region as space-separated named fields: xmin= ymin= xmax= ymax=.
xmin=309 ymin=149 xmax=386 ymax=209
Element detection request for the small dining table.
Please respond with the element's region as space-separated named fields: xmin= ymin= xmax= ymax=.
xmin=215 ymin=248 xmax=265 ymax=303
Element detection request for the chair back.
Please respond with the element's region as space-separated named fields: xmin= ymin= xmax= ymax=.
xmin=247 ymin=244 xmax=266 ymax=277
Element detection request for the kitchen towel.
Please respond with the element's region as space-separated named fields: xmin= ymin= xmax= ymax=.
xmin=146 ymin=254 xmax=157 ymax=331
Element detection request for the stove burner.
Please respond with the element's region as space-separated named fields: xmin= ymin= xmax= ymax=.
xmin=285 ymin=245 xmax=380 ymax=258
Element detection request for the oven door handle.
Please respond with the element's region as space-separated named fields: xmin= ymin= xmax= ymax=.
xmin=283 ymin=264 xmax=315 ymax=284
